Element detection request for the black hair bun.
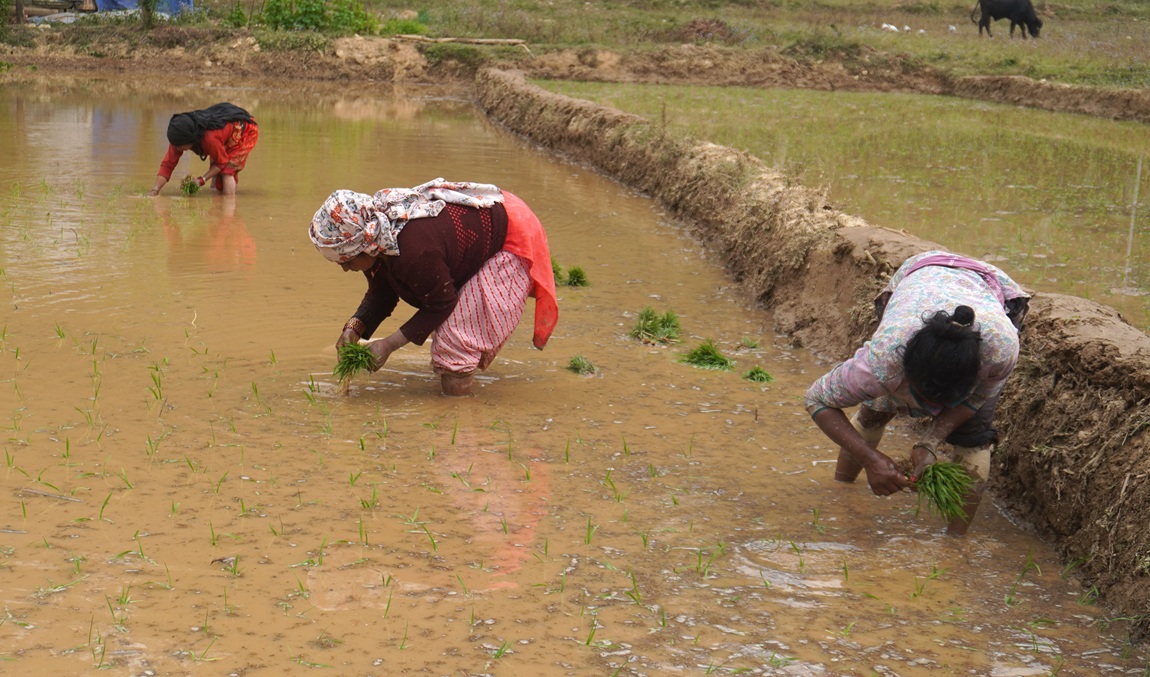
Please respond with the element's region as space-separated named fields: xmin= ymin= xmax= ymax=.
xmin=952 ymin=305 xmax=976 ymax=327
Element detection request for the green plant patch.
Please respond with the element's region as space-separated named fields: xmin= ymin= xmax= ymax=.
xmin=333 ymin=342 xmax=376 ymax=387
xmin=913 ymin=462 xmax=976 ymax=522
xmin=680 ymin=339 xmax=734 ymax=371
xmin=743 ymin=366 xmax=773 ymax=382
xmin=630 ymin=306 xmax=681 ymax=344
xmin=566 ymin=355 xmax=596 ymax=375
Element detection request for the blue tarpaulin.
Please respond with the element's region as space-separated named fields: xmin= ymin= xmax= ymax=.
xmin=95 ymin=0 xmax=194 ymax=13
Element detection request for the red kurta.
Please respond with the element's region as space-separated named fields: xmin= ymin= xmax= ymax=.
xmin=156 ymin=121 xmax=259 ymax=182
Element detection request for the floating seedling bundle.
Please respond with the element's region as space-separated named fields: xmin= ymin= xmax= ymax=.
xmin=333 ymin=342 xmax=376 ymax=394
xmin=913 ymin=461 xmax=976 ymax=522
xmin=630 ymin=306 xmax=681 ymax=344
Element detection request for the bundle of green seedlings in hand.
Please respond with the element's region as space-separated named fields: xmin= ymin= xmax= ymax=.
xmin=680 ymin=339 xmax=734 ymax=371
xmin=913 ymin=461 xmax=976 ymax=522
xmin=180 ymin=174 xmax=200 ymax=196
xmin=630 ymin=306 xmax=681 ymax=344
xmin=333 ymin=342 xmax=377 ymax=391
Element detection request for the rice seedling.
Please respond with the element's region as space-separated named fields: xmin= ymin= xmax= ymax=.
xmin=629 ymin=306 xmax=681 ymax=344
xmin=551 ymin=258 xmax=564 ymax=284
xmin=333 ymin=342 xmax=376 ymax=393
xmin=179 ymin=175 xmax=201 ymax=196
xmin=567 ymin=354 xmax=596 ymax=375
xmin=680 ymin=339 xmax=734 ymax=370
xmin=912 ymin=462 xmax=976 ymax=522
xmin=743 ymin=366 xmax=774 ymax=382
xmin=564 ymin=266 xmax=589 ymax=287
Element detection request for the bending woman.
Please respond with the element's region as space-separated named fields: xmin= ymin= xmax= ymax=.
xmin=805 ymin=250 xmax=1030 ymax=535
xmin=148 ymin=103 xmax=259 ymax=196
xmin=309 ymin=178 xmax=559 ymax=396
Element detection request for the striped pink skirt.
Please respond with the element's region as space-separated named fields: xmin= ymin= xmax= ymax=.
xmin=430 ymin=250 xmax=532 ymax=375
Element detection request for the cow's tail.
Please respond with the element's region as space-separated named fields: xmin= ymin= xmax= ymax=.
xmin=970 ymin=0 xmax=980 ymax=24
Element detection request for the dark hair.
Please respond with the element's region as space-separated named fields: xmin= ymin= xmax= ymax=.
xmin=902 ymin=305 xmax=981 ymax=405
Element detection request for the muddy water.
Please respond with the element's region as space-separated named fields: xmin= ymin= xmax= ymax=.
xmin=1 ymin=79 xmax=1147 ymax=676
xmin=537 ymin=81 xmax=1150 ymax=335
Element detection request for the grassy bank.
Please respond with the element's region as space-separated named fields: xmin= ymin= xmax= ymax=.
xmin=6 ymin=0 xmax=1150 ymax=89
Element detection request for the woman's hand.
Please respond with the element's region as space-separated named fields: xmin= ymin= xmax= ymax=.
xmin=909 ymin=443 xmax=937 ymax=484
xmin=863 ymin=453 xmax=911 ymax=496
xmin=337 ymin=326 xmax=360 ymax=348
xmin=364 ymin=330 xmax=411 ymax=371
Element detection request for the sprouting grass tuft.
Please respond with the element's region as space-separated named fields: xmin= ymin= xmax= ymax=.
xmin=552 ymin=258 xmax=565 ymax=285
xmin=913 ymin=462 xmax=976 ymax=522
xmin=333 ymin=343 xmax=376 ymax=387
xmin=680 ymin=339 xmax=734 ymax=371
xmin=567 ymin=355 xmax=597 ymax=375
xmin=564 ymin=266 xmax=589 ymax=287
xmin=179 ymin=175 xmax=200 ymax=196
xmin=743 ymin=366 xmax=774 ymax=382
xmin=630 ymin=306 xmax=681 ymax=344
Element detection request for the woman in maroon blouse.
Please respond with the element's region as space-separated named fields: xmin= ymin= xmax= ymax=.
xmin=309 ymin=179 xmax=558 ymax=396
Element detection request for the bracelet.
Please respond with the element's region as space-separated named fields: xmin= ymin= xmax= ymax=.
xmin=912 ymin=443 xmax=938 ymax=461
xmin=343 ymin=317 xmax=367 ymax=336
xmin=197 ymin=176 xmax=206 ymax=187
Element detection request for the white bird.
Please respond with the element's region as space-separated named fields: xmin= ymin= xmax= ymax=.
xmin=881 ymin=23 xmax=899 ymax=32
xmin=948 ymin=25 xmax=957 ymax=32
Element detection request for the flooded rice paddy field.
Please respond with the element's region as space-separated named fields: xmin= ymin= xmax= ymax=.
xmin=1 ymin=79 xmax=1148 ymax=675
xmin=536 ymin=81 xmax=1150 ymax=334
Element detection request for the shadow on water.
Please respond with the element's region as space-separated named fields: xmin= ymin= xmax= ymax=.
xmin=0 ymin=77 xmax=1147 ymax=674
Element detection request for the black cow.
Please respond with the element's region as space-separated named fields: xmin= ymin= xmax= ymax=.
xmin=970 ymin=0 xmax=1043 ymax=38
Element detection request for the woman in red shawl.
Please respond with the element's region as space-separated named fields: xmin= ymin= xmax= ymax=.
xmin=309 ymin=179 xmax=558 ymax=397
xmin=148 ymin=103 xmax=259 ymax=197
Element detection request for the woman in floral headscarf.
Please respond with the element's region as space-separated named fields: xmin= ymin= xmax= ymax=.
xmin=309 ymin=178 xmax=558 ymax=396
xmin=148 ymin=103 xmax=259 ymax=196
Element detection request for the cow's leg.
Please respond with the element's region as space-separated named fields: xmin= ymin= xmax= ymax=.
xmin=980 ymin=15 xmax=992 ymax=37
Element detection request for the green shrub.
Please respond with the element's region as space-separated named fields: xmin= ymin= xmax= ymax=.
xmin=330 ymin=0 xmax=377 ymax=35
xmin=224 ymin=4 xmax=248 ymax=28
xmin=380 ymin=18 xmax=428 ymax=36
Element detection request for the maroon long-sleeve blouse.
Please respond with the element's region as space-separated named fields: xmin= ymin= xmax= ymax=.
xmin=352 ymin=202 xmax=508 ymax=345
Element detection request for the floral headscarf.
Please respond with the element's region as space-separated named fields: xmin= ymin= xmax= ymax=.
xmin=310 ymin=178 xmax=505 ymax=264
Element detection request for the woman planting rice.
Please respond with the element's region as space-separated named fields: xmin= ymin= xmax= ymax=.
xmin=148 ymin=102 xmax=259 ymax=197
xmin=309 ymin=178 xmax=558 ymax=397
xmin=805 ymin=250 xmax=1030 ymax=535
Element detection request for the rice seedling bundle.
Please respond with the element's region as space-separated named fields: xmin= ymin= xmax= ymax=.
xmin=680 ymin=339 xmax=734 ymax=370
xmin=630 ymin=306 xmax=681 ymax=344
xmin=743 ymin=366 xmax=774 ymax=382
xmin=567 ymin=354 xmax=596 ymax=375
xmin=333 ymin=342 xmax=376 ymax=388
xmin=180 ymin=174 xmax=200 ymax=196
xmin=564 ymin=266 xmax=589 ymax=287
xmin=913 ymin=461 xmax=975 ymax=522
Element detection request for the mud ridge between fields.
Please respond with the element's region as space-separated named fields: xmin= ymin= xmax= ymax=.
xmin=474 ymin=67 xmax=1150 ymax=642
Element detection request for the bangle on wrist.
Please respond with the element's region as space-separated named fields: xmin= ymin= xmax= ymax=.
xmin=344 ymin=317 xmax=366 ymax=336
xmin=912 ymin=443 xmax=937 ymax=462
xmin=197 ymin=176 xmax=206 ymax=186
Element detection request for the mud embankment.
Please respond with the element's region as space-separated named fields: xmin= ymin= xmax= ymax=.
xmin=474 ymin=68 xmax=1150 ymax=640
